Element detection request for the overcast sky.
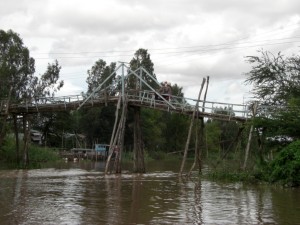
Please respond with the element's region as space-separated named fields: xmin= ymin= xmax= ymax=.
xmin=1 ymin=0 xmax=299 ymax=104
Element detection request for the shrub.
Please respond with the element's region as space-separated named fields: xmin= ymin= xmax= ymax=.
xmin=268 ymin=140 xmax=300 ymax=187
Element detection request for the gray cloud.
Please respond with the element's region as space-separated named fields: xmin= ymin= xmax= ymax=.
xmin=1 ymin=0 xmax=299 ymax=102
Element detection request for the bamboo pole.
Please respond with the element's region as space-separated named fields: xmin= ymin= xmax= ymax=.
xmin=188 ymin=76 xmax=209 ymax=176
xmin=23 ymin=114 xmax=31 ymax=168
xmin=199 ymin=76 xmax=209 ymax=169
xmin=188 ymin=119 xmax=198 ymax=176
xmin=13 ymin=114 xmax=20 ymax=165
xmin=114 ymin=98 xmax=128 ymax=173
xmin=105 ymin=96 xmax=121 ymax=174
xmin=243 ymin=101 xmax=258 ymax=170
xmin=180 ymin=78 xmax=206 ymax=175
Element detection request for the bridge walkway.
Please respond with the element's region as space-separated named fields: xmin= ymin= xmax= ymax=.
xmin=3 ymin=89 xmax=250 ymax=122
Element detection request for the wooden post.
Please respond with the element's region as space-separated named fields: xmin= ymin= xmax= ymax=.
xmin=180 ymin=78 xmax=206 ymax=175
xmin=133 ymin=106 xmax=145 ymax=173
xmin=243 ymin=101 xmax=258 ymax=170
xmin=105 ymin=96 xmax=128 ymax=174
xmin=199 ymin=76 xmax=209 ymax=170
xmin=13 ymin=114 xmax=20 ymax=165
xmin=105 ymin=96 xmax=121 ymax=174
xmin=114 ymin=100 xmax=128 ymax=173
xmin=22 ymin=114 xmax=31 ymax=168
xmin=188 ymin=76 xmax=209 ymax=176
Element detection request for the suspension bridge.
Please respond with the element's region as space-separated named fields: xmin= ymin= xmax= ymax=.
xmin=1 ymin=63 xmax=261 ymax=173
xmin=2 ymin=63 xmax=252 ymax=122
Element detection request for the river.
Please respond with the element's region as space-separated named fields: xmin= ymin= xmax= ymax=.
xmin=0 ymin=160 xmax=299 ymax=225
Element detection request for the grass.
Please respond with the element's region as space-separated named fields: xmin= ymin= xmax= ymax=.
xmin=0 ymin=136 xmax=61 ymax=169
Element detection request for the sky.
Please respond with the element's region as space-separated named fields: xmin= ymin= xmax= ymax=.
xmin=0 ymin=0 xmax=299 ymax=104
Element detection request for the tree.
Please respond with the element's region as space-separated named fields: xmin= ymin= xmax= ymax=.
xmin=86 ymin=59 xmax=116 ymax=94
xmin=0 ymin=29 xmax=36 ymax=149
xmin=34 ymin=60 xmax=64 ymax=97
xmin=245 ymin=50 xmax=300 ymax=106
xmin=0 ymin=29 xmax=64 ymax=166
xmin=0 ymin=30 xmax=35 ymax=101
xmin=244 ymin=50 xmax=300 ymax=174
xmin=128 ymin=48 xmax=158 ymax=90
xmin=207 ymin=107 xmax=240 ymax=156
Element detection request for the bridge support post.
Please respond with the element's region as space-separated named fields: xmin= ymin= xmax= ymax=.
xmin=105 ymin=96 xmax=128 ymax=174
xmin=133 ymin=106 xmax=145 ymax=173
xmin=243 ymin=101 xmax=258 ymax=170
xmin=22 ymin=114 xmax=31 ymax=168
xmin=13 ymin=114 xmax=20 ymax=165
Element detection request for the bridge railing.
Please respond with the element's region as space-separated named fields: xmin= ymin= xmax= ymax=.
xmin=4 ymin=90 xmax=252 ymax=121
xmin=126 ymin=90 xmax=251 ymax=119
xmin=7 ymin=95 xmax=84 ymax=112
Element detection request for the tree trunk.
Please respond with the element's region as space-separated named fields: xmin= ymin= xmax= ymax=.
xmin=133 ymin=106 xmax=145 ymax=173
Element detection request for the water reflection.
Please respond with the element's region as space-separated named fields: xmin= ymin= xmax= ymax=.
xmin=0 ymin=161 xmax=299 ymax=224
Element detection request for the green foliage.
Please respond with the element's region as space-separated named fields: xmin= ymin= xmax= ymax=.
xmin=0 ymin=136 xmax=60 ymax=169
xmin=29 ymin=145 xmax=60 ymax=163
xmin=86 ymin=59 xmax=116 ymax=94
xmin=0 ymin=136 xmax=17 ymax=163
xmin=78 ymin=105 xmax=116 ymax=147
xmin=163 ymin=113 xmax=189 ymax=153
xmin=141 ymin=108 xmax=166 ymax=151
xmin=128 ymin=48 xmax=158 ymax=90
xmin=205 ymin=121 xmax=221 ymax=153
xmin=267 ymin=141 xmax=300 ymax=187
xmin=245 ymin=50 xmax=300 ymax=106
xmin=0 ymin=29 xmax=35 ymax=100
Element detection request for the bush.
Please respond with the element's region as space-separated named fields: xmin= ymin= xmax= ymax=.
xmin=268 ymin=140 xmax=300 ymax=187
xmin=0 ymin=136 xmax=60 ymax=169
xmin=29 ymin=145 xmax=60 ymax=163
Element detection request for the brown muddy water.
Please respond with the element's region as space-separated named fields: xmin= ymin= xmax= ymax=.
xmin=0 ymin=160 xmax=299 ymax=225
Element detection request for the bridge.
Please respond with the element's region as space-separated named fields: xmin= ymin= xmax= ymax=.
xmin=3 ymin=62 xmax=252 ymax=122
xmin=5 ymin=90 xmax=250 ymax=122
xmin=1 ymin=63 xmax=262 ymax=173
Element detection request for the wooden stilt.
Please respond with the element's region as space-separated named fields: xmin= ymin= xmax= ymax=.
xmin=22 ymin=114 xmax=31 ymax=168
xmin=188 ymin=76 xmax=209 ymax=176
xmin=114 ymin=99 xmax=128 ymax=173
xmin=188 ymin=119 xmax=199 ymax=176
xmin=105 ymin=96 xmax=121 ymax=174
xmin=105 ymin=96 xmax=128 ymax=174
xmin=13 ymin=114 xmax=20 ymax=165
xmin=243 ymin=101 xmax=258 ymax=170
xmin=133 ymin=106 xmax=145 ymax=173
xmin=180 ymin=78 xmax=206 ymax=176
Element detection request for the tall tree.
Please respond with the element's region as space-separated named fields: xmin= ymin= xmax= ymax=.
xmin=128 ymin=48 xmax=158 ymax=90
xmin=34 ymin=60 xmax=64 ymax=97
xmin=245 ymin=50 xmax=300 ymax=106
xmin=0 ymin=30 xmax=35 ymax=101
xmin=0 ymin=30 xmax=36 ymax=148
xmin=0 ymin=30 xmax=64 ymax=160
xmin=86 ymin=59 xmax=116 ymax=94
xmin=78 ymin=59 xmax=117 ymax=147
xmin=244 ymin=50 xmax=300 ymax=169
